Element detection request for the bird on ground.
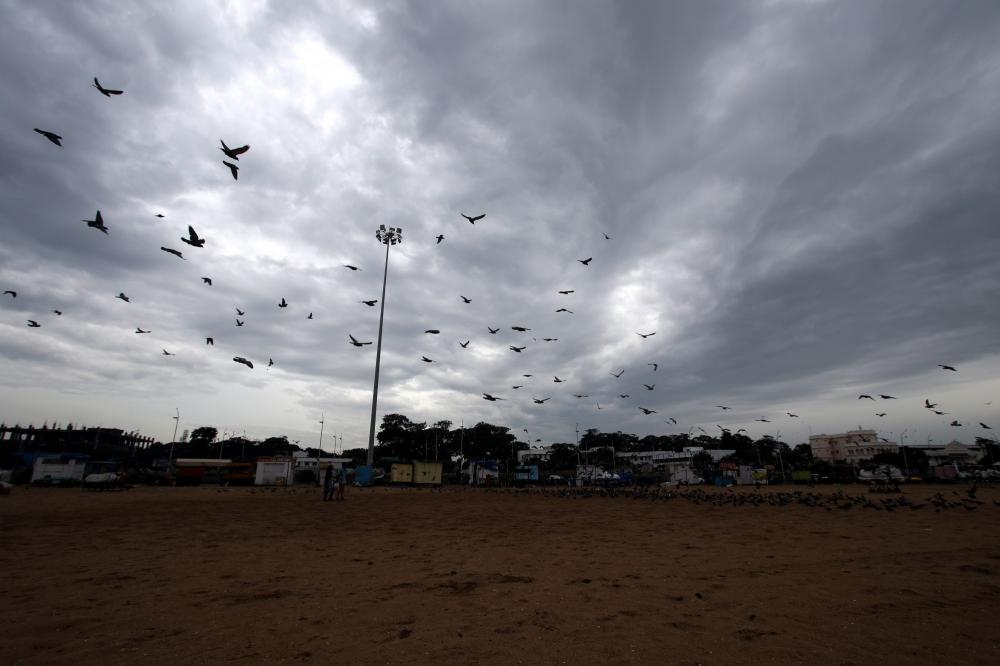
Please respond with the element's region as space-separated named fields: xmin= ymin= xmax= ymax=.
xmin=636 ymin=331 xmax=656 ymax=339
xmin=278 ymin=298 xmax=288 ymax=308
xmin=611 ymin=369 xmax=624 ymax=378
xmin=84 ymin=211 xmax=108 ymax=234
xmin=556 ymin=308 xmax=573 ymax=314
xmin=92 ymin=77 xmax=123 ymax=96
xmin=639 ymin=407 xmax=656 ymax=415
xmin=532 ymin=398 xmax=550 ymax=404
xmin=223 ymin=161 xmax=239 ymax=180
xmin=648 ymin=363 xmax=658 ymax=371
xmin=206 ymin=338 xmax=214 ymax=345
xmin=509 ymin=345 xmax=526 ymax=352
xmin=117 ymin=293 xmax=130 ymax=302
xmin=482 ymin=393 xmax=503 ymax=401
xmin=755 ymin=418 xmax=771 ymax=423
xmin=859 ymin=395 xmax=874 ymax=400
xmin=4 ymin=290 xmax=16 ymax=298
xmin=577 ymin=258 xmax=592 ymax=266
xmin=344 ymin=265 xmax=360 ymax=271
xmin=202 ymin=277 xmax=212 ymax=285
xmin=619 ymin=394 xmax=630 ymax=399
xmin=542 ymin=338 xmax=558 ymax=342
xmin=34 ymin=128 xmax=63 ymax=146
xmin=52 ymin=310 xmax=62 ymax=315
xmin=236 ymin=308 xmax=245 ymax=316
xmin=981 ymin=423 xmax=992 ymax=430
xmin=573 ymin=394 xmax=589 ymax=399
xmin=348 ymin=334 xmax=372 ymax=347
xmin=421 ymin=356 xmax=434 ymax=363
xmin=236 ymin=319 xmax=244 ymax=327
xmin=950 ymin=420 xmax=962 ymax=427
xmin=307 ymin=313 xmax=313 ymax=319
xmin=268 ymin=358 xmax=274 ymax=367
xmin=219 ymin=140 xmax=250 ymax=160
xmin=460 ymin=296 xmax=472 ymax=304
xmin=182 ymin=226 xmax=205 ymax=248
xmin=876 ymin=413 xmax=887 ymax=417
xmin=462 ymin=213 xmax=485 ymax=224
xmin=135 ymin=327 xmax=150 ymax=334
xmin=880 ymin=395 xmax=897 ymax=400
xmin=26 ymin=320 xmax=40 ymax=327
xmin=459 ymin=340 xmax=470 ymax=348
xmin=787 ymin=413 xmax=799 ymax=418
xmin=643 ymin=384 xmax=655 ymax=391
xmin=425 ymin=329 xmax=440 ymax=334
xmin=558 ymin=290 xmax=574 ymax=295
xmin=488 ymin=326 xmax=500 ymax=334
xmin=155 ymin=214 xmax=165 ymax=218
xmin=512 ymin=326 xmax=530 ymax=332
xmin=666 ymin=417 xmax=677 ymax=424
xmin=939 ymin=364 xmax=957 ymax=371
xmin=925 ymin=399 xmax=937 ymax=409
xmin=160 ymin=247 xmax=184 ymax=259
xmin=162 ymin=349 xmax=174 ymax=356
xmin=553 ymin=376 xmax=564 ymax=383
xmin=716 ymin=405 xmax=731 ymax=410
xmin=436 ymin=235 xmax=444 ymax=244
xmin=361 ymin=300 xmax=377 ymax=306
xmin=233 ymin=356 xmax=253 ymax=368
xmin=603 ymin=233 xmax=611 ymax=240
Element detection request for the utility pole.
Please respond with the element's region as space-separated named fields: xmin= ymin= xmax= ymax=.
xmin=318 ymin=414 xmax=325 ymax=484
xmin=168 ymin=408 xmax=179 ymax=478
xmin=366 ymin=224 xmax=403 ymax=467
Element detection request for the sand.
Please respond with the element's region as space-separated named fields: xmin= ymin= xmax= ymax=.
xmin=2 ymin=484 xmax=999 ymax=665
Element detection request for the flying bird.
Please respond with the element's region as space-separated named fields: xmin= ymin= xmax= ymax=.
xmin=155 ymin=214 xmax=165 ymax=218
xmin=555 ymin=308 xmax=573 ymax=314
xmin=307 ymin=313 xmax=313 ymax=320
xmin=488 ymin=326 xmax=500 ymax=334
xmin=876 ymin=413 xmax=886 ymax=417
xmin=638 ymin=407 xmax=656 ymax=415
xmin=236 ymin=308 xmax=245 ymax=316
xmin=950 ymin=420 xmax=962 ymax=427
xmin=268 ymin=358 xmax=274 ymax=367
xmin=532 ymin=398 xmax=550 ymax=404
xmin=880 ymin=395 xmax=897 ymax=400
xmin=52 ymin=310 xmax=62 ymax=315
xmin=925 ymin=400 xmax=937 ymax=409
xmin=610 ymin=369 xmax=624 ymax=378
xmin=206 ymin=338 xmax=214 ymax=345
xmin=553 ymin=376 xmax=564 ymax=383
xmin=202 ymin=277 xmax=212 ymax=285
xmin=932 ymin=410 xmax=947 ymax=415
xmin=92 ymin=77 xmax=123 ymax=96
xmin=858 ymin=395 xmax=875 ymax=400
xmin=577 ymin=258 xmax=593 ymax=266
xmin=462 ymin=213 xmax=485 ymax=224
xmin=424 ymin=329 xmax=440 ymax=334
xmin=596 ymin=402 xmax=602 ymax=410
xmin=648 ymin=363 xmax=658 ymax=371
xmin=755 ymin=418 xmax=771 ymax=423
xmin=666 ymin=417 xmax=677 ymax=425
xmin=460 ymin=296 xmax=472 ymax=304
xmin=34 ymin=128 xmax=62 ymax=146
xmin=981 ymin=423 xmax=992 ymax=430
xmin=572 ymin=393 xmax=589 ymax=399
xmin=4 ymin=290 xmax=16 ymax=298
xmin=939 ymin=365 xmax=957 ymax=371
xmin=219 ymin=140 xmax=250 ymax=160
xmin=482 ymin=393 xmax=503 ymax=401
xmin=643 ymin=384 xmax=655 ymax=391
xmin=84 ymin=210 xmax=108 ymax=234
xmin=787 ymin=413 xmax=799 ymax=418
xmin=116 ymin=293 xmax=130 ymax=302
xmin=26 ymin=320 xmax=40 ymax=327
xmin=222 ymin=160 xmax=239 ymax=180
xmin=636 ymin=332 xmax=656 ymax=339
xmin=603 ymin=233 xmax=611 ymax=240
xmin=162 ymin=349 xmax=174 ymax=356
xmin=182 ymin=226 xmax=205 ymax=248
xmin=511 ymin=326 xmax=530 ymax=332
xmin=523 ymin=374 xmax=533 ymax=378
xmin=344 ymin=265 xmax=360 ymax=271
xmin=716 ymin=405 xmax=731 ymax=410
xmin=542 ymin=338 xmax=558 ymax=342
xmin=278 ymin=298 xmax=288 ymax=308
xmin=558 ymin=290 xmax=574 ymax=295
xmin=619 ymin=394 xmax=630 ymax=399
xmin=421 ymin=356 xmax=434 ymax=363
xmin=135 ymin=327 xmax=150 ymax=334
xmin=348 ymin=334 xmax=372 ymax=347
xmin=236 ymin=319 xmax=244 ymax=327
xmin=459 ymin=340 xmax=470 ymax=348
xmin=233 ymin=356 xmax=253 ymax=368
xmin=512 ymin=385 xmax=523 ymax=389
xmin=509 ymin=345 xmax=525 ymax=352
xmin=436 ymin=235 xmax=444 ymax=244
xmin=160 ymin=247 xmax=184 ymax=259
xmin=361 ymin=300 xmax=377 ymax=306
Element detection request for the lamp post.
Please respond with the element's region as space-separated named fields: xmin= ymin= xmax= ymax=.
xmin=168 ymin=408 xmax=179 ymax=476
xmin=366 ymin=224 xmax=403 ymax=467
xmin=317 ymin=414 xmax=325 ymax=485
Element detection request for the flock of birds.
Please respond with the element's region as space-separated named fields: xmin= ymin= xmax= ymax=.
xmin=5 ymin=76 xmax=995 ymax=446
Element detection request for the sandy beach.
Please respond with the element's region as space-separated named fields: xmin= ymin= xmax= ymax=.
xmin=2 ymin=484 xmax=999 ymax=664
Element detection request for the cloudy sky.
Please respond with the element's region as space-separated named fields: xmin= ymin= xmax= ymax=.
xmin=2 ymin=0 xmax=999 ymax=451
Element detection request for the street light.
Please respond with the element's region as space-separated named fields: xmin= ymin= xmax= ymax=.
xmin=168 ymin=408 xmax=179 ymax=476
xmin=366 ymin=224 xmax=403 ymax=467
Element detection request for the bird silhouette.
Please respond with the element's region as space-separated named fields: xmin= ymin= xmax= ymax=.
xmin=981 ymin=423 xmax=992 ymax=429
xmin=236 ymin=319 xmax=244 ymax=327
xmin=512 ymin=385 xmax=523 ymax=389
xmin=223 ymin=161 xmax=239 ymax=180
xmin=596 ymin=402 xmax=602 ymax=410
xmin=117 ymin=293 xmax=130 ymax=303
xmin=52 ymin=310 xmax=62 ymax=315
xmin=876 ymin=413 xmax=886 ymax=417
xmin=542 ymin=338 xmax=558 ymax=342
xmin=278 ymin=298 xmax=288 ymax=308
xmin=610 ymin=369 xmax=624 ymax=378
xmin=436 ymin=235 xmax=444 ymax=244
xmin=755 ymin=418 xmax=770 ymax=423
xmin=462 ymin=213 xmax=485 ymax=224
xmin=482 ymin=393 xmax=503 ymax=401
xmin=858 ymin=395 xmax=874 ymax=400
xmin=268 ymin=358 xmax=274 ymax=367
xmin=162 ymin=349 xmax=174 ymax=356
xmin=666 ymin=417 xmax=677 ymax=424
xmin=236 ymin=308 xmax=245 ymax=316
xmin=155 ymin=214 xmax=165 ymax=218
xmin=233 ymin=356 xmax=253 ymax=368
xmin=716 ymin=405 xmax=731 ymax=410
xmin=219 ymin=140 xmax=250 ymax=160
xmin=348 ymin=334 xmax=372 ymax=347
xmin=939 ymin=364 xmax=957 ymax=371
xmin=925 ymin=399 xmax=937 ymax=409
xmin=421 ymin=356 xmax=434 ymax=363
xmin=577 ymin=258 xmax=592 ymax=266
xmin=636 ymin=331 xmax=656 ymax=339
xmin=558 ymin=290 xmax=575 ymax=295
xmin=619 ymin=394 xmax=630 ymax=399
xmin=202 ymin=277 xmax=212 ymax=285
xmin=638 ymin=407 xmax=656 ymax=415
xmin=523 ymin=374 xmax=533 ymax=377
xmin=553 ymin=376 xmax=564 ymax=383
xmin=511 ymin=326 xmax=530 ymax=332
xmin=460 ymin=296 xmax=472 ymax=304
xmin=573 ymin=393 xmax=589 ymax=399
xmin=648 ymin=363 xmax=658 ymax=371
xmin=135 ymin=327 xmax=150 ymax=334
xmin=532 ymin=398 xmax=550 ymax=404
xmin=425 ymin=329 xmax=440 ymax=334
xmin=206 ymin=338 xmax=214 ymax=345
xmin=92 ymin=77 xmax=123 ymax=96
xmin=509 ymin=345 xmax=526 ymax=352
xmin=787 ymin=413 xmax=799 ymax=418
xmin=344 ymin=265 xmax=361 ymax=272
xmin=34 ymin=128 xmax=63 ymax=146
xmin=488 ymin=326 xmax=500 ymax=334
xmin=160 ymin=247 xmax=184 ymax=259
xmin=361 ymin=300 xmax=377 ymax=306
xmin=459 ymin=340 xmax=470 ymax=348
xmin=84 ymin=210 xmax=108 ymax=234
xmin=950 ymin=420 xmax=962 ymax=426
xmin=307 ymin=313 xmax=313 ymax=320
xmin=26 ymin=320 xmax=40 ymax=327
xmin=603 ymin=233 xmax=611 ymax=240
xmin=880 ymin=394 xmax=897 ymax=400
xmin=182 ymin=226 xmax=205 ymax=247
xmin=3 ymin=290 xmax=15 ymax=298
xmin=555 ymin=308 xmax=573 ymax=314
xmin=643 ymin=384 xmax=655 ymax=391
xmin=933 ymin=410 xmax=948 ymax=415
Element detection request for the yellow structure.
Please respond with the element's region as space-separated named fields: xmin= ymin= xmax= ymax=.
xmin=390 ymin=463 xmax=413 ymax=484
xmin=412 ymin=461 xmax=442 ymax=486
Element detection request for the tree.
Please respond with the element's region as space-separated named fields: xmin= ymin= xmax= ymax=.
xmin=691 ymin=451 xmax=715 ymax=479
xmin=190 ymin=427 xmax=217 ymax=445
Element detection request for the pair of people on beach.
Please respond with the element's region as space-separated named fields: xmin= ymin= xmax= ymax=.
xmin=323 ymin=464 xmax=346 ymax=501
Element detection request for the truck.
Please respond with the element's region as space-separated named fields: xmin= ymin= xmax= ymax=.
xmin=31 ymin=454 xmax=89 ymax=485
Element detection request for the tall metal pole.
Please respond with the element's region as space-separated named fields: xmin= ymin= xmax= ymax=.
xmin=168 ymin=408 xmax=179 ymax=476
xmin=318 ymin=413 xmax=325 ymax=484
xmin=367 ymin=239 xmax=392 ymax=467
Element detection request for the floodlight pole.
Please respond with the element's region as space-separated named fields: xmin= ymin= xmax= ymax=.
xmin=367 ymin=225 xmax=402 ymax=467
xmin=168 ymin=408 xmax=179 ymax=478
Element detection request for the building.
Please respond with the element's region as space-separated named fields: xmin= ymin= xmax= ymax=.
xmin=0 ymin=423 xmax=156 ymax=461
xmin=615 ymin=447 xmax=735 ymax=466
xmin=908 ymin=441 xmax=985 ymax=466
xmin=809 ymin=430 xmax=898 ymax=464
xmin=517 ymin=446 xmax=554 ymax=464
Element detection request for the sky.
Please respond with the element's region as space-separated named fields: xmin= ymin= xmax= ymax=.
xmin=1 ymin=0 xmax=999 ymax=451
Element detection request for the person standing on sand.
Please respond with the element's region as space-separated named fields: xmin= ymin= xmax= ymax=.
xmin=323 ymin=464 xmax=335 ymax=501
xmin=335 ymin=466 xmax=346 ymax=501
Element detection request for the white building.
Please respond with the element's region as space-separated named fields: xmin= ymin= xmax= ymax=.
xmin=908 ymin=441 xmax=985 ymax=466
xmin=809 ymin=430 xmax=898 ymax=464
xmin=615 ymin=448 xmax=735 ymax=466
